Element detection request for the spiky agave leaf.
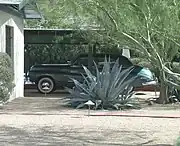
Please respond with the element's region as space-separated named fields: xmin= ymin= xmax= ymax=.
xmin=98 ymin=56 xmax=111 ymax=101
xmin=117 ymin=86 xmax=135 ymax=103
xmin=103 ymin=56 xmax=111 ymax=100
xmin=65 ymin=87 xmax=92 ymax=108
xmin=81 ymin=73 xmax=91 ymax=88
xmin=107 ymin=65 xmax=123 ymax=98
xmin=66 ymin=78 xmax=97 ymax=107
xmin=82 ymin=65 xmax=96 ymax=82
xmin=107 ymin=70 xmax=135 ymax=102
xmin=76 ymin=103 xmax=86 ymax=109
xmin=93 ymin=58 xmax=136 ymax=107
xmin=66 ymin=57 xmax=139 ymax=110
xmin=107 ymin=65 xmax=133 ymax=99
xmin=109 ymin=69 xmax=136 ymax=100
xmin=115 ymin=85 xmax=141 ymax=109
xmin=93 ymin=58 xmax=109 ymax=102
xmin=113 ymin=67 xmax=134 ymax=89
xmin=65 ymin=87 xmax=90 ymax=99
xmin=70 ymin=78 xmax=96 ymax=97
xmin=81 ymin=73 xmax=97 ymax=93
xmin=93 ymin=60 xmax=101 ymax=89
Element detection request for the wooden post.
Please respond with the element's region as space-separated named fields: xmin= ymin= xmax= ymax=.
xmin=88 ymin=44 xmax=93 ymax=71
xmin=93 ymin=43 xmax=97 ymax=55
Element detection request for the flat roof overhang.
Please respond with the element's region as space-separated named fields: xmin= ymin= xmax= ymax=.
xmin=24 ymin=28 xmax=101 ymax=44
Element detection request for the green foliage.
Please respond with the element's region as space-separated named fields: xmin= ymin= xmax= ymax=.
xmin=172 ymin=62 xmax=180 ymax=74
xmin=26 ymin=0 xmax=97 ymax=29
xmin=66 ymin=57 xmax=140 ymax=110
xmin=64 ymin=0 xmax=180 ymax=103
xmin=0 ymin=52 xmax=12 ymax=68
xmin=0 ymin=53 xmax=14 ymax=102
xmin=131 ymin=58 xmax=144 ymax=65
xmin=173 ymin=89 xmax=180 ymax=102
xmin=175 ymin=136 xmax=180 ymax=146
xmin=26 ymin=0 xmax=180 ymax=103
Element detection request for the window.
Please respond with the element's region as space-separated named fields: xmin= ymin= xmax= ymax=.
xmin=77 ymin=57 xmax=89 ymax=66
xmin=6 ymin=25 xmax=14 ymax=58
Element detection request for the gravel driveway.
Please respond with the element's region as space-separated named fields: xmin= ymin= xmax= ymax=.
xmin=0 ymin=114 xmax=179 ymax=146
xmin=0 ymin=91 xmax=179 ymax=146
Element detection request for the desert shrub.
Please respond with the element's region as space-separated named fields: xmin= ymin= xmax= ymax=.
xmin=65 ymin=57 xmax=140 ymax=110
xmin=0 ymin=52 xmax=14 ymax=102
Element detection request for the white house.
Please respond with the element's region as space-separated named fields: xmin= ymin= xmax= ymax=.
xmin=0 ymin=0 xmax=41 ymax=100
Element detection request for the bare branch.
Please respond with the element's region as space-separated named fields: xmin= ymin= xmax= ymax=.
xmin=121 ymin=32 xmax=151 ymax=57
xmin=165 ymin=79 xmax=180 ymax=90
xmin=151 ymin=29 xmax=180 ymax=47
xmin=92 ymin=1 xmax=119 ymax=31
xmin=163 ymin=65 xmax=180 ymax=78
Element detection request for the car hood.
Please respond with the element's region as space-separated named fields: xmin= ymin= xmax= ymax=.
xmin=137 ymin=68 xmax=154 ymax=81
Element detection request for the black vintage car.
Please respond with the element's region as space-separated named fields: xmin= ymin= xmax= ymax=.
xmin=27 ymin=54 xmax=155 ymax=93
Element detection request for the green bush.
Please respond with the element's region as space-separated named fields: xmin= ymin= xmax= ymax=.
xmin=0 ymin=52 xmax=14 ymax=103
xmin=175 ymin=136 xmax=180 ymax=146
xmin=65 ymin=57 xmax=140 ymax=110
xmin=0 ymin=52 xmax=12 ymax=68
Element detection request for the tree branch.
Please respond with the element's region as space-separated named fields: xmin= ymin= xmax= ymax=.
xmin=92 ymin=1 xmax=119 ymax=31
xmin=121 ymin=32 xmax=151 ymax=58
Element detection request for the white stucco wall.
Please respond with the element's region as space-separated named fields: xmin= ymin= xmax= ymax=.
xmin=0 ymin=9 xmax=24 ymax=99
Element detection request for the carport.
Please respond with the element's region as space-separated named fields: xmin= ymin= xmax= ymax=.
xmin=24 ymin=28 xmax=131 ymax=72
xmin=24 ymin=28 xmax=98 ymax=71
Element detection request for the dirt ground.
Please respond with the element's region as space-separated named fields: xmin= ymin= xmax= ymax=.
xmin=0 ymin=89 xmax=179 ymax=146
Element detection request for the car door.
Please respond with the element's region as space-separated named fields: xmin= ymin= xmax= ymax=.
xmin=68 ymin=57 xmax=89 ymax=83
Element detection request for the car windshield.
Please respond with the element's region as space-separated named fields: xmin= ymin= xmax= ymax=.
xmin=71 ymin=54 xmax=133 ymax=68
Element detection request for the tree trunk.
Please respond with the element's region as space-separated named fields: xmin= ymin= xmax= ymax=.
xmin=157 ymin=80 xmax=169 ymax=104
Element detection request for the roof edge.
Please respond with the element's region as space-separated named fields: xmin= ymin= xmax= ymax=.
xmin=19 ymin=0 xmax=29 ymax=10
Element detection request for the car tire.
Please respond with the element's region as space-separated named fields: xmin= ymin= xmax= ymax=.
xmin=37 ymin=77 xmax=55 ymax=94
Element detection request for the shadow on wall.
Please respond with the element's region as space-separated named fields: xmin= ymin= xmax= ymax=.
xmin=0 ymin=126 xmax=173 ymax=146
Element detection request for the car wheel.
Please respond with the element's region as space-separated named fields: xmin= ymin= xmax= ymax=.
xmin=37 ymin=77 xmax=55 ymax=94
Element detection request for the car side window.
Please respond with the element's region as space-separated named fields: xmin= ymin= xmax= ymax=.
xmin=95 ymin=56 xmax=133 ymax=68
xmin=76 ymin=57 xmax=89 ymax=66
xmin=95 ymin=57 xmax=115 ymax=66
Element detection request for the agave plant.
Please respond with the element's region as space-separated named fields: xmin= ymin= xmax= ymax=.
xmin=66 ymin=57 xmax=140 ymax=110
